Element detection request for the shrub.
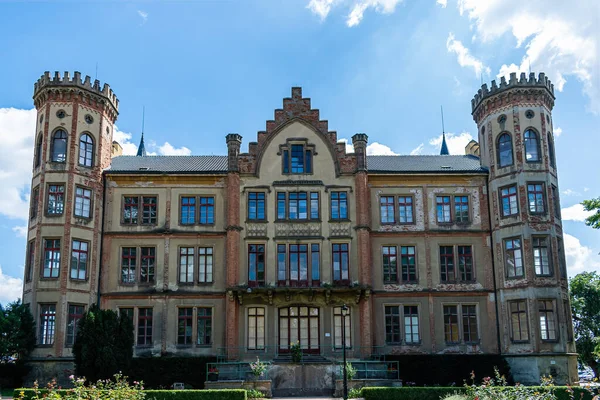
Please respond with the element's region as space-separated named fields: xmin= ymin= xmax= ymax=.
xmin=144 ymin=390 xmax=247 ymax=400
xmin=246 ymin=388 xmax=263 ymax=398
xmin=126 ymin=356 xmax=216 ymax=389
xmin=348 ymin=387 xmax=363 ymax=398
xmin=249 ymin=357 xmax=269 ymax=378
xmin=0 ymin=361 xmax=30 ymax=390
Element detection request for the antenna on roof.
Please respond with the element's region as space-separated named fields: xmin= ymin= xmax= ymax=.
xmin=441 ymin=105 xmax=445 ymax=134
xmin=440 ymin=105 xmax=449 ymax=155
xmin=142 ymin=105 xmax=145 ymax=134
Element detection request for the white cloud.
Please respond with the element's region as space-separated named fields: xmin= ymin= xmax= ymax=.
xmin=306 ymin=0 xmax=403 ymax=26
xmin=446 ymin=33 xmax=491 ymax=77
xmin=428 ymin=131 xmax=474 ymax=155
xmin=562 ymin=189 xmax=581 ymax=197
xmin=112 ymin=128 xmax=191 ymax=156
xmin=112 ymin=126 xmax=139 ymax=156
xmin=12 ymin=226 xmax=27 ymax=238
xmin=564 ymin=233 xmax=600 ymax=276
xmin=436 ymin=0 xmax=447 ymax=8
xmin=554 ymin=127 xmax=563 ymax=137
xmin=457 ymin=0 xmax=600 ymax=113
xmin=157 ymin=142 xmax=192 ymax=156
xmin=137 ymin=10 xmax=148 ymax=24
xmin=0 ymin=265 xmax=22 ymax=304
xmin=338 ymin=139 xmax=398 ymax=155
xmin=561 ymin=203 xmax=595 ymax=222
xmin=410 ymin=143 xmax=425 ymax=155
xmin=0 ymin=108 xmax=36 ymax=221
xmin=584 ymin=187 xmax=590 ymax=192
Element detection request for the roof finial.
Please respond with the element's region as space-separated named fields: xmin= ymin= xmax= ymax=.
xmin=136 ymin=106 xmax=147 ymax=157
xmin=440 ymin=105 xmax=449 ymax=155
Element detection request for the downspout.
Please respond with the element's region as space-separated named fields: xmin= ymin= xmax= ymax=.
xmin=486 ymin=178 xmax=502 ymax=355
xmin=96 ymin=173 xmax=107 ymax=307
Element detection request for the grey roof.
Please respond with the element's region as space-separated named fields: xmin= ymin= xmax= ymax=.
xmin=366 ymin=155 xmax=488 ymax=174
xmin=106 ymin=155 xmax=487 ymax=174
xmin=107 ymin=156 xmax=228 ymax=174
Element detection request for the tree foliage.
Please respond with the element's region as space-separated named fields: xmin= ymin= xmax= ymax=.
xmin=72 ymin=305 xmax=134 ymax=382
xmin=582 ymin=197 xmax=600 ymax=229
xmin=570 ymin=272 xmax=600 ymax=375
xmin=0 ymin=300 xmax=36 ymax=361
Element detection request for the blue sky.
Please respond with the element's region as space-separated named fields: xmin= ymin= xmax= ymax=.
xmin=0 ymin=0 xmax=598 ymax=303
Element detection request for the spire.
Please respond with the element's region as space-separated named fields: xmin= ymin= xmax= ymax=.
xmin=440 ymin=105 xmax=450 ymax=155
xmin=136 ymin=106 xmax=147 ymax=157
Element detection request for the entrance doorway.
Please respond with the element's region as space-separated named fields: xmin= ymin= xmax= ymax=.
xmin=278 ymin=306 xmax=320 ymax=354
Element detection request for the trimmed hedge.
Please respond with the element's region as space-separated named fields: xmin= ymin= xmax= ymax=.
xmin=16 ymin=389 xmax=247 ymax=400
xmin=0 ymin=361 xmax=30 ymax=389
xmin=361 ymin=387 xmax=598 ymax=400
xmin=126 ymin=356 xmax=217 ymax=389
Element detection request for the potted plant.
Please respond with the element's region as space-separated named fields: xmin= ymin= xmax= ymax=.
xmin=249 ymin=357 xmax=269 ymax=380
xmin=387 ymin=365 xmax=398 ymax=380
xmin=208 ymin=366 xmax=219 ymax=381
xmin=290 ymin=341 xmax=303 ymax=363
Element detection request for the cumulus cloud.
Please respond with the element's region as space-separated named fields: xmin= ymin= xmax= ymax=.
xmin=137 ymin=10 xmax=148 ymax=24
xmin=410 ymin=143 xmax=425 ymax=155
xmin=12 ymin=226 xmax=27 ymax=238
xmin=554 ymin=127 xmax=563 ymax=137
xmin=562 ymin=189 xmax=581 ymax=197
xmin=457 ymin=0 xmax=600 ymax=113
xmin=561 ymin=203 xmax=595 ymax=222
xmin=411 ymin=131 xmax=475 ymax=155
xmin=436 ymin=0 xmax=447 ymax=8
xmin=0 ymin=265 xmax=23 ymax=304
xmin=446 ymin=33 xmax=491 ymax=77
xmin=110 ymin=127 xmax=192 ymax=156
xmin=157 ymin=142 xmax=192 ymax=156
xmin=338 ymin=139 xmax=398 ymax=155
xmin=306 ymin=0 xmax=404 ymax=26
xmin=564 ymin=233 xmax=600 ymax=276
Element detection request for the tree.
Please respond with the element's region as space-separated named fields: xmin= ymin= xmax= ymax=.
xmin=570 ymin=272 xmax=600 ymax=376
xmin=72 ymin=305 xmax=134 ymax=382
xmin=582 ymin=197 xmax=600 ymax=229
xmin=0 ymin=300 xmax=36 ymax=361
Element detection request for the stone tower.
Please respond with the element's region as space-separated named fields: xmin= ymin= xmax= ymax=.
xmin=472 ymin=72 xmax=577 ymax=383
xmin=22 ymin=72 xmax=118 ymax=376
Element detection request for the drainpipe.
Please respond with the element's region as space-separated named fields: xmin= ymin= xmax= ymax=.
xmin=486 ymin=178 xmax=502 ymax=355
xmin=96 ymin=173 xmax=107 ymax=307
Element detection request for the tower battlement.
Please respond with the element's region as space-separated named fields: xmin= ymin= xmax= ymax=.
xmin=33 ymin=71 xmax=119 ymax=112
xmin=471 ymin=72 xmax=554 ymax=114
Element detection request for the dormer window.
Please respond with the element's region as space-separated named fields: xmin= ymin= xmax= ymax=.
xmin=281 ymin=140 xmax=315 ymax=174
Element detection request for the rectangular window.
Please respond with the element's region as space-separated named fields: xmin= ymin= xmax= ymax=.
xmin=70 ymin=240 xmax=88 ymax=280
xmin=461 ymin=305 xmax=478 ymax=343
xmin=291 ymin=144 xmax=305 ymax=173
xmin=380 ymin=196 xmax=395 ymax=224
xmin=180 ymin=197 xmax=196 ymax=225
xmin=500 ymin=185 xmax=519 ymax=217
xmin=177 ymin=308 xmax=193 ymax=345
xmin=142 ymin=196 xmax=157 ymax=225
xmin=527 ymin=183 xmax=546 ymax=214
xmin=197 ymin=307 xmax=212 ymax=345
xmin=137 ymin=308 xmax=153 ymax=346
xmin=334 ymin=306 xmax=352 ymax=349
xmin=74 ymin=187 xmax=92 ymax=218
xmin=330 ymin=192 xmax=348 ymax=220
xmin=539 ymin=300 xmax=557 ymax=341
xmin=43 ymin=238 xmax=60 ymax=278
xmin=443 ymin=305 xmax=460 ymax=344
xmin=119 ymin=307 xmax=134 ymax=328
xmin=198 ymin=247 xmax=213 ymax=283
xmin=66 ymin=304 xmax=85 ymax=346
xmin=510 ymin=300 xmax=529 ymax=342
xmin=332 ymin=243 xmax=349 ymax=284
xmin=179 ymin=247 xmax=194 ymax=283
xmin=311 ymin=243 xmax=320 ymax=285
xmin=310 ymin=192 xmax=319 ymax=220
xmin=504 ymin=238 xmax=524 ymax=278
xmin=436 ymin=196 xmax=451 ymax=223
xmin=122 ymin=196 xmax=139 ymax=224
xmin=533 ymin=236 xmax=551 ymax=276
xmin=398 ymin=196 xmax=414 ymax=224
xmin=277 ymin=244 xmax=286 ymax=283
xmin=404 ymin=305 xmax=419 ymax=344
xmin=47 ymin=184 xmax=65 ymax=215
xmin=458 ymin=246 xmax=474 ymax=281
xmin=199 ymin=197 xmax=215 ymax=224
xmin=277 ymin=192 xmax=319 ymax=221
xmin=289 ymin=192 xmax=307 ymax=220
xmin=248 ymin=244 xmax=265 ymax=287
xmin=277 ymin=244 xmax=320 ymax=286
xmin=30 ymin=186 xmax=39 ymax=220
xmin=289 ymin=244 xmax=308 ymax=285
xmin=401 ymin=246 xmax=417 ymax=283
xmin=39 ymin=304 xmax=56 ymax=345
xmin=248 ymin=192 xmax=266 ymax=221
xmin=248 ymin=307 xmax=265 ymax=350
xmin=385 ymin=305 xmax=401 ymax=344
xmin=26 ymin=240 xmax=35 ymax=282
xmin=140 ymin=247 xmax=155 ymax=283
xmin=284 ymin=144 xmax=313 ymax=174
xmin=121 ymin=247 xmax=136 ymax=284
xmin=551 ymin=185 xmax=561 ymax=219
xmin=382 ymin=246 xmax=398 ymax=284
xmin=277 ymin=193 xmax=286 ymax=219
xmin=454 ymin=196 xmax=470 ymax=223
xmin=440 ymin=246 xmax=455 ymax=282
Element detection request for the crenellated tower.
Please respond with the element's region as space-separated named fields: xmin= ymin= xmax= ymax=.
xmin=23 ymin=71 xmax=118 ymax=367
xmin=472 ymin=72 xmax=577 ymax=383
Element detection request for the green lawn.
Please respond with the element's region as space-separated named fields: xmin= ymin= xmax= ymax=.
xmin=0 ymin=388 xmax=14 ymax=398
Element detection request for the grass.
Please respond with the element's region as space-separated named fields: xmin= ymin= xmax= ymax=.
xmin=0 ymin=388 xmax=14 ymax=398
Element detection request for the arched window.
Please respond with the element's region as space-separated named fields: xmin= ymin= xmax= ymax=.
xmin=497 ymin=133 xmax=513 ymax=167
xmin=35 ymin=134 xmax=43 ymax=168
xmin=548 ymin=132 xmax=556 ymax=168
xmin=524 ymin=129 xmax=540 ymax=162
xmin=51 ymin=129 xmax=67 ymax=162
xmin=79 ymin=133 xmax=94 ymax=167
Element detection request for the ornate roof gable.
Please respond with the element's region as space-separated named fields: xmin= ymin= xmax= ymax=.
xmin=238 ymin=87 xmax=357 ymax=176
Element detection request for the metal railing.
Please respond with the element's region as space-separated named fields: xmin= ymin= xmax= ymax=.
xmin=216 ymin=344 xmax=388 ymax=362
xmin=338 ymin=361 xmax=400 ymax=380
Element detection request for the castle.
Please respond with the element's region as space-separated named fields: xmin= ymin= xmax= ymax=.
xmin=22 ymin=70 xmax=577 ymax=389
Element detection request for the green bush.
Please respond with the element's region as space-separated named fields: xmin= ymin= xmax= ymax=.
xmin=362 ymin=387 xmax=598 ymax=400
xmin=0 ymin=361 xmax=30 ymax=389
xmin=16 ymin=389 xmax=247 ymax=400
xmin=126 ymin=356 xmax=217 ymax=389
